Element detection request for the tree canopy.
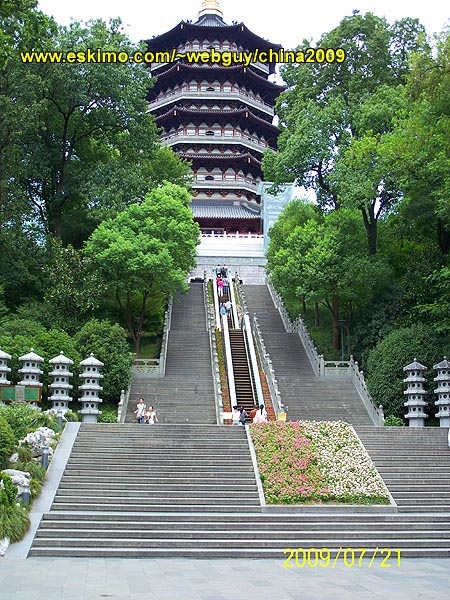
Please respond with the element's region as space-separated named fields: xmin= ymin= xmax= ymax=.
xmin=84 ymin=182 xmax=200 ymax=354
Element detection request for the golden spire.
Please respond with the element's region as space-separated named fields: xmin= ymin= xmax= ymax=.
xmin=198 ymin=0 xmax=223 ymax=18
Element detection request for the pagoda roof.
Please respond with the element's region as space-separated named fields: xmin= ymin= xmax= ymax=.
xmin=179 ymin=150 xmax=262 ymax=168
xmin=151 ymin=62 xmax=284 ymax=96
xmin=191 ymin=203 xmax=260 ymax=220
xmin=155 ymin=105 xmax=280 ymax=138
xmin=145 ymin=21 xmax=282 ymax=54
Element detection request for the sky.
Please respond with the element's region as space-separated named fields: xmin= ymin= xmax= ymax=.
xmin=37 ymin=0 xmax=449 ymax=49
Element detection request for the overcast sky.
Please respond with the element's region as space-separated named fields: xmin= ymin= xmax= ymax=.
xmin=37 ymin=0 xmax=449 ymax=48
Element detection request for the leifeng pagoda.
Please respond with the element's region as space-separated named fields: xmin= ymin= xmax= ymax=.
xmin=145 ymin=0 xmax=284 ymax=234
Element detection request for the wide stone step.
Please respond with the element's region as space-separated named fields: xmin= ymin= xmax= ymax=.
xmin=39 ymin=510 xmax=450 ymax=523
xmin=29 ymin=536 xmax=450 ymax=550
xmin=56 ymin=484 xmax=258 ymax=493
xmin=33 ymin=527 xmax=450 ymax=541
xmin=63 ymin=466 xmax=256 ymax=475
xmin=60 ymin=476 xmax=256 ymax=484
xmin=37 ymin=519 xmax=450 ymax=531
xmin=27 ymin=546 xmax=450 ymax=559
xmin=50 ymin=502 xmax=261 ymax=512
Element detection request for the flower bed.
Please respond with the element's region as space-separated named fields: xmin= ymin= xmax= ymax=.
xmin=251 ymin=421 xmax=390 ymax=505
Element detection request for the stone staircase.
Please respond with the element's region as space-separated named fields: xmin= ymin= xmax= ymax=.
xmin=127 ymin=283 xmax=216 ymax=424
xmin=355 ymin=426 xmax=450 ymax=512
xmin=242 ymin=285 xmax=373 ymax=425
xmin=29 ymin=423 xmax=450 ymax=558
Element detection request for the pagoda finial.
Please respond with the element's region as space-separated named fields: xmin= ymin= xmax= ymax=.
xmin=198 ymin=0 xmax=223 ymax=18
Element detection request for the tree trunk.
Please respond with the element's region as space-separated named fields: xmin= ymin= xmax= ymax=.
xmin=301 ymin=295 xmax=307 ymax=314
xmin=331 ymin=295 xmax=340 ymax=350
xmin=361 ymin=207 xmax=377 ymax=256
xmin=314 ymin=301 xmax=320 ymax=326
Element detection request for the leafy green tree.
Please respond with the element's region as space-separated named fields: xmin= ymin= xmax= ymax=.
xmin=84 ymin=182 xmax=199 ymax=354
xmin=8 ymin=18 xmax=189 ymax=242
xmin=74 ymin=319 xmax=133 ymax=402
xmin=43 ymin=240 xmax=103 ymax=332
xmin=263 ymin=12 xmax=427 ymax=254
xmin=268 ymin=207 xmax=390 ymax=349
xmin=385 ymin=28 xmax=450 ymax=255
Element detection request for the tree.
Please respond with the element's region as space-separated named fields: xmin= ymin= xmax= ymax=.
xmin=263 ymin=12 xmax=427 ymax=254
xmin=74 ymin=319 xmax=133 ymax=402
xmin=384 ymin=28 xmax=450 ymax=255
xmin=84 ymin=182 xmax=199 ymax=355
xmin=42 ymin=240 xmax=103 ymax=332
xmin=13 ymin=18 xmax=190 ymax=242
xmin=268 ymin=207 xmax=390 ymax=349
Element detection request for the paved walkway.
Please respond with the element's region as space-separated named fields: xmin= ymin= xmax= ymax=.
xmin=0 ymin=557 xmax=449 ymax=599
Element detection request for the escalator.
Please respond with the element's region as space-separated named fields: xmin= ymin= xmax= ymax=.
xmin=228 ymin=329 xmax=256 ymax=415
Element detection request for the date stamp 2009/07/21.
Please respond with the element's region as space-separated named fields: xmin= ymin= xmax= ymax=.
xmin=283 ymin=547 xmax=401 ymax=569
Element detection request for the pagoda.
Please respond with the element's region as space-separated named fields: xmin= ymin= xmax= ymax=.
xmin=145 ymin=0 xmax=284 ymax=234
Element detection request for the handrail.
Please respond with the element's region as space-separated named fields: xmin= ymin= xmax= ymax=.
xmin=228 ymin=272 xmax=240 ymax=330
xmin=203 ymin=274 xmax=224 ymax=424
xmin=117 ymin=385 xmax=131 ymax=423
xmin=252 ymin=314 xmax=282 ymax=416
xmin=159 ymin=296 xmax=173 ymax=376
xmin=266 ymin=276 xmax=384 ymax=425
xmin=241 ymin=320 xmax=257 ymax=406
xmin=212 ymin=271 xmax=221 ymax=330
xmin=236 ymin=278 xmax=281 ymax=415
xmin=222 ymin=312 xmax=237 ymax=407
xmin=243 ymin=313 xmax=264 ymax=407
xmin=349 ymin=356 xmax=384 ymax=426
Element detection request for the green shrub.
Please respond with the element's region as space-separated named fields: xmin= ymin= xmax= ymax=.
xmin=0 ymin=416 xmax=15 ymax=468
xmin=366 ymin=324 xmax=446 ymax=419
xmin=75 ymin=319 xmax=133 ymax=402
xmin=28 ymin=411 xmax=59 ymax=432
xmin=16 ymin=445 xmax=33 ymax=463
xmin=0 ymin=473 xmax=17 ymax=507
xmin=98 ymin=404 xmax=118 ymax=423
xmin=63 ymin=410 xmax=79 ymax=422
xmin=384 ymin=415 xmax=405 ymax=427
xmin=0 ymin=503 xmax=30 ymax=542
xmin=13 ymin=461 xmax=46 ymax=483
xmin=0 ymin=404 xmax=39 ymax=441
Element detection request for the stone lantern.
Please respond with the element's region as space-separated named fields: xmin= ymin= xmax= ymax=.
xmin=434 ymin=357 xmax=450 ymax=428
xmin=78 ymin=353 xmax=103 ymax=423
xmin=0 ymin=348 xmax=12 ymax=385
xmin=48 ymin=351 xmax=74 ymax=413
xmin=18 ymin=349 xmax=44 ymax=387
xmin=403 ymin=359 xmax=428 ymax=427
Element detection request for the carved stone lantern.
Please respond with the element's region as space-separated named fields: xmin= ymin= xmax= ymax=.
xmin=403 ymin=359 xmax=428 ymax=427
xmin=78 ymin=353 xmax=103 ymax=423
xmin=434 ymin=357 xmax=450 ymax=428
xmin=48 ymin=351 xmax=74 ymax=413
xmin=0 ymin=348 xmax=12 ymax=385
xmin=18 ymin=349 xmax=44 ymax=388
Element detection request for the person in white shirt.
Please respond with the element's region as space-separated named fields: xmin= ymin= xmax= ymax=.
xmin=134 ymin=398 xmax=146 ymax=423
xmin=253 ymin=404 xmax=268 ymax=424
xmin=145 ymin=406 xmax=158 ymax=425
